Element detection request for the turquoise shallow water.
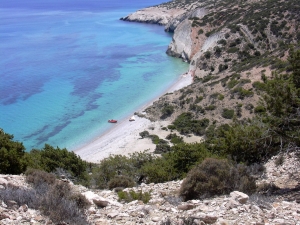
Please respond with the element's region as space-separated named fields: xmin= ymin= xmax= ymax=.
xmin=0 ymin=0 xmax=188 ymax=151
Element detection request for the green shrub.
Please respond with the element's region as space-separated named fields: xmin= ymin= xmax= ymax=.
xmin=194 ymin=96 xmax=204 ymax=104
xmin=231 ymin=87 xmax=254 ymax=99
xmin=167 ymin=125 xmax=176 ymax=130
xmin=92 ymin=151 xmax=154 ymax=188
xmin=118 ymin=190 xmax=151 ymax=204
xmin=204 ymin=51 xmax=211 ymax=59
xmin=139 ymin=130 xmax=150 ymax=138
xmin=141 ymin=157 xmax=177 ymax=183
xmin=108 ymin=175 xmax=135 ymax=190
xmin=173 ymin=113 xmax=209 ymax=135
xmin=205 ymin=105 xmax=217 ymax=111
xmin=239 ymin=79 xmax=251 ymax=86
xmin=26 ymin=144 xmax=89 ymax=186
xmin=198 ymin=29 xmax=204 ymax=35
xmin=148 ymin=134 xmax=160 ymax=144
xmin=218 ymin=94 xmax=224 ymax=100
xmin=179 ymin=158 xmax=256 ymax=201
xmin=167 ymin=143 xmax=215 ymax=177
xmin=227 ymin=79 xmax=239 ymax=89
xmin=227 ymin=47 xmax=239 ymax=53
xmin=161 ymin=104 xmax=175 ymax=118
xmin=254 ymin=105 xmax=266 ymax=113
xmin=0 ymin=129 xmax=26 ymax=174
xmin=218 ymin=64 xmax=228 ymax=72
xmin=154 ymin=143 xmax=171 ymax=154
xmin=222 ymin=108 xmax=234 ymax=119
xmin=205 ymin=120 xmax=278 ymax=164
xmin=92 ymin=155 xmax=133 ymax=189
xmin=252 ymin=81 xmax=267 ymax=91
xmin=218 ymin=39 xmax=227 ymax=45
xmin=166 ymin=133 xmax=184 ymax=144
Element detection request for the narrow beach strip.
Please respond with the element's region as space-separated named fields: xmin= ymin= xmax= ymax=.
xmin=74 ymin=73 xmax=193 ymax=163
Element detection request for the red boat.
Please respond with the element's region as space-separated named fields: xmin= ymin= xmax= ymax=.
xmin=108 ymin=119 xmax=117 ymax=123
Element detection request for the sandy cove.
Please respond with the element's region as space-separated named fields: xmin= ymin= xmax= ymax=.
xmin=74 ymin=74 xmax=194 ymax=163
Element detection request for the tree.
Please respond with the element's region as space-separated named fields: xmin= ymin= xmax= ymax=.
xmin=26 ymin=144 xmax=89 ymax=185
xmin=0 ymin=129 xmax=26 ymax=174
xmin=262 ymin=49 xmax=300 ymax=150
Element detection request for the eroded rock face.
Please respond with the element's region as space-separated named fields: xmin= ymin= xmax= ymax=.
xmin=165 ymin=7 xmax=207 ymax=32
xmin=166 ymin=19 xmax=193 ymax=61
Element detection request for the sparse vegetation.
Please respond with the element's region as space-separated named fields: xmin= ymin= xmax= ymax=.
xmin=0 ymin=169 xmax=90 ymax=224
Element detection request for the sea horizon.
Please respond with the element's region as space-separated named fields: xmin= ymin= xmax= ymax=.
xmin=0 ymin=0 xmax=188 ymax=151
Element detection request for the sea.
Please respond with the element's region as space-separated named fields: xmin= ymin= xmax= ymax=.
xmin=0 ymin=0 xmax=188 ymax=151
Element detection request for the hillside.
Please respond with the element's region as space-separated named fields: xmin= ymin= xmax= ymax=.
xmin=122 ymin=0 xmax=300 ymax=144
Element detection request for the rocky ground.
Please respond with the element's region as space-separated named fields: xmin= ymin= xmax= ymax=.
xmin=1 ymin=152 xmax=299 ymax=225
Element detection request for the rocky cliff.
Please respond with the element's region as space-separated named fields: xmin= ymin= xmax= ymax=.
xmin=120 ymin=6 xmax=186 ymax=26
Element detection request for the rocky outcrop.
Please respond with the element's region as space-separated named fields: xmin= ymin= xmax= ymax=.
xmin=120 ymin=6 xmax=186 ymax=26
xmin=165 ymin=7 xmax=207 ymax=32
xmin=166 ymin=19 xmax=193 ymax=61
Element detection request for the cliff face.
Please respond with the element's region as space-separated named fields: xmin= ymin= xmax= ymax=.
xmin=166 ymin=19 xmax=193 ymax=61
xmin=165 ymin=7 xmax=207 ymax=32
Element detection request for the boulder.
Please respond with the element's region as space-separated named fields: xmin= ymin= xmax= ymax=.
xmin=93 ymin=199 xmax=109 ymax=208
xmin=177 ymin=204 xmax=195 ymax=211
xmin=230 ymin=191 xmax=249 ymax=204
xmin=0 ymin=178 xmax=8 ymax=188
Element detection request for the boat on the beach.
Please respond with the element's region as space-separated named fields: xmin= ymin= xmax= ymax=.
xmin=108 ymin=119 xmax=117 ymax=123
xmin=129 ymin=116 xmax=135 ymax=121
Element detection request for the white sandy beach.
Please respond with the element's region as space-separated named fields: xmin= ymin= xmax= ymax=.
xmin=74 ymin=74 xmax=193 ymax=163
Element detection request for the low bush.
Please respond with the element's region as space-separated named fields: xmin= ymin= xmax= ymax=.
xmin=172 ymin=113 xmax=209 ymax=135
xmin=227 ymin=79 xmax=239 ymax=89
xmin=205 ymin=105 xmax=217 ymax=111
xmin=118 ymin=190 xmax=151 ymax=204
xmin=139 ymin=130 xmax=150 ymax=139
xmin=222 ymin=108 xmax=234 ymax=119
xmin=204 ymin=51 xmax=211 ymax=59
xmin=179 ymin=158 xmax=256 ymax=201
xmin=25 ymin=144 xmax=89 ymax=186
xmin=252 ymin=81 xmax=267 ymax=91
xmin=231 ymin=87 xmax=254 ymax=99
xmin=108 ymin=175 xmax=135 ymax=190
xmin=166 ymin=133 xmax=184 ymax=144
xmin=254 ymin=105 xmax=266 ymax=113
xmin=92 ymin=151 xmax=154 ymax=188
xmin=0 ymin=169 xmax=90 ymax=224
xmin=161 ymin=104 xmax=175 ymax=118
xmin=154 ymin=143 xmax=171 ymax=154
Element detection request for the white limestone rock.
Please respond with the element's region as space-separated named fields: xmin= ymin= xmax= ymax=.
xmin=230 ymin=191 xmax=249 ymax=204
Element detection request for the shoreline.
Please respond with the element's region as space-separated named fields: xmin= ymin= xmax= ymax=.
xmin=74 ymin=73 xmax=193 ymax=163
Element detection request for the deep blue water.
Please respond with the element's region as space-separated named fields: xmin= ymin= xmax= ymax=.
xmin=0 ymin=0 xmax=188 ymax=151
